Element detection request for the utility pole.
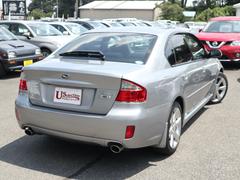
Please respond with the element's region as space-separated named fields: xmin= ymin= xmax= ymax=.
xmin=57 ymin=0 xmax=59 ymax=18
xmin=74 ymin=0 xmax=79 ymax=18
xmin=79 ymin=0 xmax=83 ymax=18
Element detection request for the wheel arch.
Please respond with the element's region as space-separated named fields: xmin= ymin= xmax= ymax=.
xmin=40 ymin=47 xmax=51 ymax=52
xmin=157 ymin=96 xmax=185 ymax=149
xmin=174 ymin=96 xmax=185 ymax=120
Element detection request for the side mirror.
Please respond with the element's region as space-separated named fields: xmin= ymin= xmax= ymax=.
xmin=22 ymin=32 xmax=31 ymax=39
xmin=209 ymin=49 xmax=222 ymax=58
xmin=199 ymin=29 xmax=202 ymax=32
xmin=62 ymin=31 xmax=69 ymax=35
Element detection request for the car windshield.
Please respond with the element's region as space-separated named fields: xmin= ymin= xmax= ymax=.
xmin=65 ymin=24 xmax=88 ymax=35
xmin=0 ymin=27 xmax=17 ymax=41
xmin=55 ymin=33 xmax=157 ymax=64
xmin=28 ymin=23 xmax=63 ymax=36
xmin=203 ymin=20 xmax=240 ymax=33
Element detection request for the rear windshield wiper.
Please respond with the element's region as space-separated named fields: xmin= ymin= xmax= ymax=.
xmin=59 ymin=50 xmax=105 ymax=60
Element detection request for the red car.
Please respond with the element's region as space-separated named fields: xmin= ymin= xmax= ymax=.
xmin=196 ymin=16 xmax=240 ymax=62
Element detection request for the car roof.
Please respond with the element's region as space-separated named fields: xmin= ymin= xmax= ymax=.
xmin=210 ymin=16 xmax=240 ymax=21
xmin=84 ymin=27 xmax=188 ymax=36
xmin=0 ymin=20 xmax=50 ymax=25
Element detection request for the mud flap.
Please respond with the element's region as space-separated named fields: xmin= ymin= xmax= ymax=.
xmin=156 ymin=121 xmax=168 ymax=148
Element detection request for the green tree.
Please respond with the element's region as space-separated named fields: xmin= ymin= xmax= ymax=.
xmin=159 ymin=2 xmax=184 ymax=22
xmin=196 ymin=6 xmax=236 ymax=21
xmin=28 ymin=0 xmax=77 ymax=18
xmin=29 ymin=8 xmax=52 ymax=19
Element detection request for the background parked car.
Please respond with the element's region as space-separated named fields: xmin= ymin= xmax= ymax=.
xmin=67 ymin=20 xmax=107 ymax=30
xmin=0 ymin=26 xmax=43 ymax=78
xmin=185 ymin=21 xmax=207 ymax=34
xmin=0 ymin=21 xmax=75 ymax=57
xmin=15 ymin=27 xmax=228 ymax=155
xmin=196 ymin=16 xmax=240 ymax=62
xmin=49 ymin=22 xmax=88 ymax=36
xmin=96 ymin=21 xmax=123 ymax=28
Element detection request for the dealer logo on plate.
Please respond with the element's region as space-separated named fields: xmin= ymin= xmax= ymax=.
xmin=54 ymin=87 xmax=82 ymax=105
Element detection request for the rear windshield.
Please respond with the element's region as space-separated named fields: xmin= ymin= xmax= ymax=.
xmin=203 ymin=20 xmax=240 ymax=33
xmin=55 ymin=33 xmax=157 ymax=64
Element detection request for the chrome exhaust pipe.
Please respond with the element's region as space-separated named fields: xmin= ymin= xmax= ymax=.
xmin=109 ymin=143 xmax=124 ymax=154
xmin=24 ymin=127 xmax=34 ymax=136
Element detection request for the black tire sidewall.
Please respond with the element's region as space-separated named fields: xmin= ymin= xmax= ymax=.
xmin=41 ymin=48 xmax=51 ymax=58
xmin=0 ymin=63 xmax=6 ymax=78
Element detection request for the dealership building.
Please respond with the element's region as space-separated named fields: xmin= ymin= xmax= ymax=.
xmin=79 ymin=1 xmax=163 ymax=21
xmin=234 ymin=3 xmax=240 ymax=16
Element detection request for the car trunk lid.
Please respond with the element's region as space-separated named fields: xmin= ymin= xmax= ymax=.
xmin=24 ymin=58 xmax=144 ymax=115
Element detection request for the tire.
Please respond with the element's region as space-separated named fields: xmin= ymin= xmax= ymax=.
xmin=209 ymin=72 xmax=228 ymax=104
xmin=41 ymin=48 xmax=52 ymax=58
xmin=160 ymin=102 xmax=183 ymax=155
xmin=0 ymin=63 xmax=6 ymax=79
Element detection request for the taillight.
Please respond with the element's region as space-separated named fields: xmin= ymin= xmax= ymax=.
xmin=19 ymin=79 xmax=28 ymax=93
xmin=125 ymin=126 xmax=135 ymax=139
xmin=116 ymin=79 xmax=147 ymax=102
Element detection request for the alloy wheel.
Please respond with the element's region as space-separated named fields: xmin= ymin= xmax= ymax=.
xmin=211 ymin=75 xmax=227 ymax=103
xmin=168 ymin=107 xmax=182 ymax=149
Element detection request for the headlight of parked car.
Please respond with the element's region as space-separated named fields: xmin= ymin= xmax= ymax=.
xmin=230 ymin=41 xmax=240 ymax=46
xmin=8 ymin=51 xmax=16 ymax=59
xmin=35 ymin=48 xmax=41 ymax=55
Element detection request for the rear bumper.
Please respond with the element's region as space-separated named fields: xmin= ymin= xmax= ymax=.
xmin=15 ymin=95 xmax=170 ymax=149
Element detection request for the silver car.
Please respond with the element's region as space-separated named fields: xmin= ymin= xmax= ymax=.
xmin=49 ymin=22 xmax=88 ymax=36
xmin=0 ymin=21 xmax=75 ymax=57
xmin=15 ymin=28 xmax=228 ymax=155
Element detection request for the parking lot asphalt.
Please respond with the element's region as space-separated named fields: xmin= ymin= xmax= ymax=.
xmin=0 ymin=66 xmax=240 ymax=180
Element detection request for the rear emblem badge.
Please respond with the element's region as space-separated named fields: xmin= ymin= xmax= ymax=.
xmin=61 ymin=74 xmax=69 ymax=79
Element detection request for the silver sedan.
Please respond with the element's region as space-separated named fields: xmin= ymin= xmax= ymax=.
xmin=15 ymin=27 xmax=228 ymax=155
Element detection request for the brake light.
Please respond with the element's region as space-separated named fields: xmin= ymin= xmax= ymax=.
xmin=116 ymin=79 xmax=147 ymax=102
xmin=19 ymin=79 xmax=28 ymax=93
xmin=125 ymin=126 xmax=135 ymax=139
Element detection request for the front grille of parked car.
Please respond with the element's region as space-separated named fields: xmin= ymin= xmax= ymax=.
xmin=209 ymin=41 xmax=221 ymax=47
xmin=17 ymin=53 xmax=36 ymax=58
xmin=205 ymin=41 xmax=226 ymax=49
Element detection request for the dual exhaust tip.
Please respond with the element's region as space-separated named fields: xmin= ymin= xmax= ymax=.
xmin=24 ymin=127 xmax=124 ymax=153
xmin=109 ymin=143 xmax=124 ymax=154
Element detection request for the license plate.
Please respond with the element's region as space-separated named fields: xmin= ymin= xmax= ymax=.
xmin=23 ymin=60 xmax=33 ymax=67
xmin=53 ymin=87 xmax=82 ymax=105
